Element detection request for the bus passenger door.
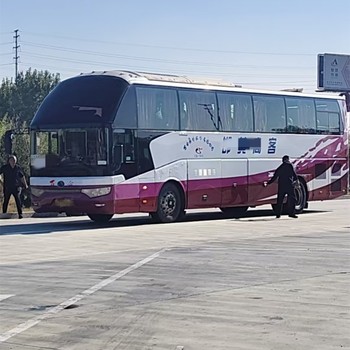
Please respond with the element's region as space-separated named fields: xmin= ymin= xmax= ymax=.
xmin=221 ymin=159 xmax=248 ymax=207
xmin=112 ymin=129 xmax=139 ymax=213
xmin=137 ymin=132 xmax=158 ymax=213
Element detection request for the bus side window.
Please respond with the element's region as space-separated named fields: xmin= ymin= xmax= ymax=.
xmin=136 ymin=87 xmax=179 ymax=130
xmin=155 ymin=91 xmax=178 ymax=130
xmin=316 ymin=111 xmax=329 ymax=134
xmin=217 ymin=93 xmax=253 ymax=132
xmin=113 ymin=86 xmax=137 ymax=129
xmin=179 ymin=90 xmax=217 ymax=131
xmin=329 ymin=113 xmax=341 ymax=134
xmin=286 ymin=98 xmax=299 ymax=132
xmin=180 ymin=101 xmax=191 ymax=130
xmin=286 ymin=97 xmax=316 ymax=133
xmin=316 ymin=99 xmax=341 ymax=135
xmin=253 ymin=95 xmax=286 ymax=133
xmin=253 ymin=97 xmax=267 ymax=132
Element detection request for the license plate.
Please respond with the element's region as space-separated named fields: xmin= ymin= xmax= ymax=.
xmin=54 ymin=199 xmax=73 ymax=207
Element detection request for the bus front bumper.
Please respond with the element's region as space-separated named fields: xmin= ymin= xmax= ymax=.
xmin=31 ymin=188 xmax=114 ymax=215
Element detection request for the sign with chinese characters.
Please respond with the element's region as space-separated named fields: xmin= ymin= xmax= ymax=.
xmin=267 ymin=137 xmax=277 ymax=154
xmin=318 ymin=53 xmax=350 ymax=92
xmin=221 ymin=136 xmax=277 ymax=155
xmin=182 ymin=135 xmax=214 ymax=158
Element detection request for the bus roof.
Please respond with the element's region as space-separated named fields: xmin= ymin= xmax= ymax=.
xmin=78 ymin=70 xmax=344 ymax=100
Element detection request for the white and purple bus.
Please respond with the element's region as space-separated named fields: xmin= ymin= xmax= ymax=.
xmin=29 ymin=71 xmax=349 ymax=222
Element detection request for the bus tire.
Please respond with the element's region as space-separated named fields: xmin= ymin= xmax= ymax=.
xmin=154 ymin=183 xmax=184 ymax=223
xmin=294 ymin=179 xmax=307 ymax=214
xmin=87 ymin=214 xmax=113 ymax=223
xmin=220 ymin=206 xmax=248 ymax=218
xmin=271 ymin=180 xmax=307 ymax=215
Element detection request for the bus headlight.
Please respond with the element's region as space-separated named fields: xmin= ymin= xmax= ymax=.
xmin=31 ymin=187 xmax=45 ymax=197
xmin=81 ymin=187 xmax=111 ymax=198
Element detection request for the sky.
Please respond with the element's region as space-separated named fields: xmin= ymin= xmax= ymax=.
xmin=0 ymin=0 xmax=349 ymax=92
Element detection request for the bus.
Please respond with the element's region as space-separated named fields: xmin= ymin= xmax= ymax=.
xmin=29 ymin=71 xmax=349 ymax=223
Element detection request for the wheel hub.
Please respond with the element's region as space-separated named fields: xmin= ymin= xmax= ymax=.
xmin=161 ymin=192 xmax=176 ymax=215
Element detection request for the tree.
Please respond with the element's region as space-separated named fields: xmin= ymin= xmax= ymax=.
xmin=0 ymin=68 xmax=60 ymax=123
xmin=0 ymin=68 xmax=60 ymax=175
xmin=0 ymin=117 xmax=14 ymax=164
xmin=0 ymin=117 xmax=30 ymax=174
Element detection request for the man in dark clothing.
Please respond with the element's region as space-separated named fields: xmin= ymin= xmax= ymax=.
xmin=0 ymin=155 xmax=28 ymax=219
xmin=265 ymin=155 xmax=298 ymax=219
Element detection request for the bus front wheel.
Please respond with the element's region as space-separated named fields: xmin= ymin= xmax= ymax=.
xmin=87 ymin=214 xmax=113 ymax=223
xmin=152 ymin=183 xmax=184 ymax=223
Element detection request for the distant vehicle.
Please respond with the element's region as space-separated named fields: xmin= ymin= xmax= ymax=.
xmin=29 ymin=71 xmax=349 ymax=223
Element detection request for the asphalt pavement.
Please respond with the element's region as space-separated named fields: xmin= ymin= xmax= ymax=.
xmin=0 ymin=200 xmax=349 ymax=349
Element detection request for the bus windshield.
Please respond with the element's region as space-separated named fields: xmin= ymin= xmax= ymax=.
xmin=31 ymin=128 xmax=109 ymax=177
xmin=31 ymin=75 xmax=128 ymax=127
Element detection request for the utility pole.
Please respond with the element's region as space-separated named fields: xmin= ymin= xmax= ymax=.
xmin=13 ymin=29 xmax=20 ymax=81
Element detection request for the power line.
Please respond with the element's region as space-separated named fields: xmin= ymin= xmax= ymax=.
xmin=1 ymin=30 xmax=318 ymax=90
xmin=20 ymin=45 xmax=314 ymax=71
xmin=24 ymin=31 xmax=314 ymax=57
xmin=20 ymin=52 xmax=314 ymax=78
xmin=16 ymin=60 xmax=317 ymax=90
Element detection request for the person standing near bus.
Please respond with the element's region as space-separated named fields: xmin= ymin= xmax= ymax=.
xmin=264 ymin=155 xmax=299 ymax=219
xmin=0 ymin=155 xmax=28 ymax=219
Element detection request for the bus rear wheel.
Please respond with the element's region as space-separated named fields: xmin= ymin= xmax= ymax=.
xmin=220 ymin=206 xmax=248 ymax=218
xmin=271 ymin=181 xmax=307 ymax=215
xmin=152 ymin=183 xmax=184 ymax=223
xmin=294 ymin=180 xmax=307 ymax=214
xmin=87 ymin=214 xmax=113 ymax=223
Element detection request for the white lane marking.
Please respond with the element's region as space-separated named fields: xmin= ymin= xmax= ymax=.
xmin=0 ymin=249 xmax=166 ymax=343
xmin=0 ymin=295 xmax=14 ymax=302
